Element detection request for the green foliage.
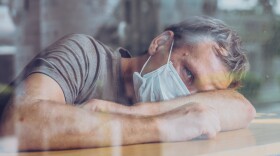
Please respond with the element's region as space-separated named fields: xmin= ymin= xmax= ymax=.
xmin=0 ymin=84 xmax=12 ymax=94
xmin=263 ymin=21 xmax=280 ymax=56
xmin=238 ymin=73 xmax=262 ymax=99
xmin=0 ymin=84 xmax=13 ymax=104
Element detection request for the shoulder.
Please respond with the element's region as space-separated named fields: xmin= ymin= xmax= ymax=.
xmin=62 ymin=33 xmax=95 ymax=42
xmin=43 ymin=33 xmax=107 ymax=60
xmin=51 ymin=33 xmax=99 ymax=49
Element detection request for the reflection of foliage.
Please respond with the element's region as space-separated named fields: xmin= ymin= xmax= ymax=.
xmin=0 ymin=84 xmax=12 ymax=93
xmin=263 ymin=21 xmax=280 ymax=56
xmin=0 ymin=84 xmax=13 ymax=104
xmin=238 ymin=73 xmax=261 ymax=99
xmin=0 ymin=84 xmax=13 ymax=117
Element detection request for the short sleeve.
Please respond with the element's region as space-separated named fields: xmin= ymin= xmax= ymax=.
xmin=22 ymin=34 xmax=99 ymax=103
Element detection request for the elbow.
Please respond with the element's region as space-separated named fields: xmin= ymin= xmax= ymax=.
xmin=232 ymin=90 xmax=256 ymax=123
xmin=0 ymin=102 xmax=23 ymax=137
xmin=242 ymin=97 xmax=256 ymax=127
xmin=0 ymin=106 xmax=30 ymax=151
xmin=247 ymin=102 xmax=256 ymax=123
xmin=232 ymin=91 xmax=256 ymax=128
xmin=232 ymin=90 xmax=256 ymax=124
xmin=1 ymin=101 xmax=47 ymax=151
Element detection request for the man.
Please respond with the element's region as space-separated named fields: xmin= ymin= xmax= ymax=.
xmin=0 ymin=16 xmax=255 ymax=151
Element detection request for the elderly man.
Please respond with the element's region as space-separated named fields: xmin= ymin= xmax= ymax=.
xmin=0 ymin=16 xmax=255 ymax=151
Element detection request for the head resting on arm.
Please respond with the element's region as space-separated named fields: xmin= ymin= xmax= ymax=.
xmin=164 ymin=16 xmax=249 ymax=89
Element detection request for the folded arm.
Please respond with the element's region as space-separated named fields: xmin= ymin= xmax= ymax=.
xmin=0 ymin=74 xmax=159 ymax=151
xmin=163 ymin=90 xmax=256 ymax=131
xmin=0 ymin=73 xmax=256 ymax=151
xmin=85 ymin=90 xmax=256 ymax=132
xmin=1 ymin=100 xmax=160 ymax=151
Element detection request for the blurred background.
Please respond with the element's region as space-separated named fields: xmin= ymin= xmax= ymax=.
xmin=0 ymin=0 xmax=280 ymax=114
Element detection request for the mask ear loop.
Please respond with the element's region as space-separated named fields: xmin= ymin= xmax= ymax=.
xmin=140 ymin=40 xmax=174 ymax=75
xmin=167 ymin=40 xmax=174 ymax=63
xmin=140 ymin=55 xmax=152 ymax=75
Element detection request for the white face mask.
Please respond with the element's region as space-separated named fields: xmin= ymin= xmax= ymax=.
xmin=133 ymin=40 xmax=190 ymax=102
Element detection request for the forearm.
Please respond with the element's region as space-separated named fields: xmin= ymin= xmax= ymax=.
xmin=158 ymin=89 xmax=256 ymax=131
xmin=136 ymin=90 xmax=256 ymax=131
xmin=0 ymin=100 xmax=159 ymax=151
xmin=89 ymin=90 xmax=256 ymax=131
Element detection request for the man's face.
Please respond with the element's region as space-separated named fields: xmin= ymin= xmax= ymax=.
xmin=170 ymin=42 xmax=232 ymax=94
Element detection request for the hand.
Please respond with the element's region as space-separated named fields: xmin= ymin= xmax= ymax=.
xmin=156 ymin=103 xmax=221 ymax=142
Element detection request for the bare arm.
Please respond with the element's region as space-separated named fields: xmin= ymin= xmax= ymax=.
xmin=1 ymin=100 xmax=159 ymax=151
xmin=0 ymin=74 xmax=159 ymax=151
xmin=159 ymin=90 xmax=256 ymax=131
xmin=85 ymin=90 xmax=256 ymax=132
xmin=0 ymin=73 xmax=255 ymax=151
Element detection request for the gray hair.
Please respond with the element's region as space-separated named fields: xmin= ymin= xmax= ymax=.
xmin=164 ymin=16 xmax=249 ymax=88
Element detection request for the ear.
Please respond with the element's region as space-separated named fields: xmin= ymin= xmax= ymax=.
xmin=148 ymin=31 xmax=174 ymax=56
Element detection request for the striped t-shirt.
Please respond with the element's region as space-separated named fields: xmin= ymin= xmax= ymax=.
xmin=20 ymin=34 xmax=131 ymax=105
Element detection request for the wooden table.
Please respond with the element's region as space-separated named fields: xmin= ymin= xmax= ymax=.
xmin=1 ymin=112 xmax=280 ymax=156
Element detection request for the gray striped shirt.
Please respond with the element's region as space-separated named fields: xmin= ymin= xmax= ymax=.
xmin=22 ymin=34 xmax=131 ymax=105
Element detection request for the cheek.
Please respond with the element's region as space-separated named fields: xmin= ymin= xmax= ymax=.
xmin=170 ymin=60 xmax=186 ymax=81
xmin=172 ymin=62 xmax=198 ymax=93
xmin=170 ymin=56 xmax=181 ymax=73
xmin=173 ymin=63 xmax=186 ymax=82
xmin=171 ymin=54 xmax=197 ymax=93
